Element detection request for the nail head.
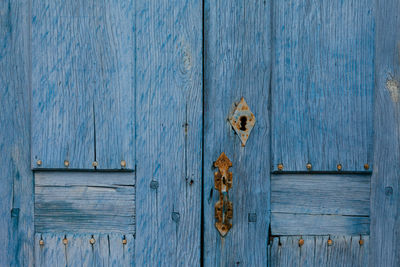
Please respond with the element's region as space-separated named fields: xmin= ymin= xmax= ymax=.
xmin=337 ymin=164 xmax=342 ymax=171
xmin=90 ymin=238 xmax=95 ymax=245
xmin=327 ymin=239 xmax=333 ymax=246
xmin=306 ymin=163 xmax=312 ymax=170
xmin=122 ymin=239 xmax=127 ymax=245
xmin=364 ymin=163 xmax=369 ymax=170
xmin=92 ymin=161 xmax=98 ymax=167
xmin=359 ymin=239 xmax=364 ymax=246
xmin=121 ymin=160 xmax=126 ymax=168
xmin=277 ymin=163 xmax=284 ymax=171
xmin=39 ymin=240 xmax=44 ymax=246
xmin=36 ymin=160 xmax=42 ymax=166
xmin=63 ymin=238 xmax=68 ymax=245
xmin=64 ymin=160 xmax=70 ymax=167
xmin=299 ymin=239 xmax=304 ymax=246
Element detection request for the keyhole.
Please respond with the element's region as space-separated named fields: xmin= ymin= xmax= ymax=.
xmin=239 ymin=116 xmax=247 ymax=131
xmin=222 ymin=176 xmax=226 ymax=185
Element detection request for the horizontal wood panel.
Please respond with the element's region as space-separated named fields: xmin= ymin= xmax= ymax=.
xmin=271 ymin=213 xmax=369 ymax=236
xmin=271 ymin=174 xmax=370 ymax=216
xmin=35 ymin=172 xmax=135 ymax=233
xmin=271 ymin=0 xmax=374 ymax=172
xmin=34 ymin=233 xmax=134 ymax=266
xmin=269 ymin=235 xmax=369 ymax=266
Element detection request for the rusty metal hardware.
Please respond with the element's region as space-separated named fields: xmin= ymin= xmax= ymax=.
xmin=229 ymin=97 xmax=256 ymax=146
xmin=214 ymin=152 xmax=233 ymax=237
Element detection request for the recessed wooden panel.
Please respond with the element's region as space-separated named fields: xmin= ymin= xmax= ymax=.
xmin=271 ymin=0 xmax=374 ymax=172
xmin=34 ymin=172 xmax=135 ymax=233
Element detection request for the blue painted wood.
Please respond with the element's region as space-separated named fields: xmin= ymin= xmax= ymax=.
xmin=31 ymin=0 xmax=135 ymax=170
xmin=35 ymin=233 xmax=134 ymax=266
xmin=370 ymin=0 xmax=400 ymax=266
xmin=269 ymin=235 xmax=369 ymax=267
xmin=34 ymin=172 xmax=135 ymax=233
xmin=0 ymin=0 xmax=34 ymax=266
xmin=203 ymin=1 xmax=271 ymax=266
xmin=271 ymin=174 xmax=370 ymax=215
xmin=271 ymin=0 xmax=374 ymax=172
xmin=271 ymin=213 xmax=369 ymax=236
xmin=134 ymin=0 xmax=203 ymax=266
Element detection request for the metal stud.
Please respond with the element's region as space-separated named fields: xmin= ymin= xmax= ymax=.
xmin=277 ymin=163 xmax=284 ymax=171
xmin=39 ymin=239 xmax=44 ymax=246
xmin=337 ymin=164 xmax=342 ymax=171
xmin=63 ymin=237 xmax=68 ymax=245
xmin=298 ymin=238 xmax=304 ymax=247
xmin=64 ymin=160 xmax=70 ymax=167
xmin=121 ymin=160 xmax=126 ymax=168
xmin=359 ymin=239 xmax=364 ymax=246
xmin=327 ymin=238 xmax=333 ymax=246
xmin=364 ymin=163 xmax=369 ymax=170
xmin=92 ymin=161 xmax=98 ymax=167
xmin=36 ymin=160 xmax=42 ymax=166
xmin=122 ymin=237 xmax=127 ymax=245
xmin=90 ymin=237 xmax=96 ymax=245
xmin=306 ymin=163 xmax=312 ymax=171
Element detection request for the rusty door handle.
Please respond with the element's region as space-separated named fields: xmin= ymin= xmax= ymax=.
xmin=214 ymin=152 xmax=233 ymax=237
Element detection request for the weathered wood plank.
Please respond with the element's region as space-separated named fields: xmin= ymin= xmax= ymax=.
xmin=134 ymin=0 xmax=203 ymax=265
xmin=35 ymin=172 xmax=135 ymax=233
xmin=371 ymin=0 xmax=400 ymax=266
xmin=203 ymin=0 xmax=271 ymax=266
xmin=0 ymin=0 xmax=34 ymax=266
xmin=271 ymin=213 xmax=369 ymax=236
xmin=31 ymin=0 xmax=135 ymax=169
xmin=35 ymin=233 xmax=134 ymax=266
xmin=269 ymin=235 xmax=369 ymax=267
xmin=271 ymin=174 xmax=370 ymax=216
xmin=271 ymin=0 xmax=374 ymax=172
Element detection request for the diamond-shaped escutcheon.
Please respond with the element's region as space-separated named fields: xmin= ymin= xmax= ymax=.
xmin=229 ymin=98 xmax=256 ymax=146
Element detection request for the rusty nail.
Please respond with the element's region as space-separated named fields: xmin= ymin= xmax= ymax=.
xmin=337 ymin=164 xmax=342 ymax=171
xmin=121 ymin=160 xmax=126 ymax=168
xmin=277 ymin=163 xmax=284 ymax=171
xmin=92 ymin=161 xmax=98 ymax=167
xmin=327 ymin=238 xmax=333 ymax=246
xmin=122 ymin=236 xmax=127 ymax=245
xmin=90 ymin=237 xmax=95 ymax=245
xmin=36 ymin=159 xmax=42 ymax=166
xmin=298 ymin=238 xmax=304 ymax=247
xmin=364 ymin=163 xmax=369 ymax=170
xmin=359 ymin=239 xmax=364 ymax=246
xmin=63 ymin=237 xmax=68 ymax=245
xmin=64 ymin=160 xmax=70 ymax=167
xmin=306 ymin=163 xmax=312 ymax=170
xmin=39 ymin=239 xmax=44 ymax=246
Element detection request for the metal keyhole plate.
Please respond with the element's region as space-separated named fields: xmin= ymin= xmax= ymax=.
xmin=229 ymin=98 xmax=256 ymax=146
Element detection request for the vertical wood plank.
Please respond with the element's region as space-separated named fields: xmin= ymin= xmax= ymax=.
xmin=203 ymin=1 xmax=271 ymax=266
xmin=371 ymin=0 xmax=400 ymax=266
xmin=35 ymin=233 xmax=67 ymax=267
xmin=271 ymin=0 xmax=374 ymax=172
xmin=0 ymin=0 xmax=34 ymax=266
xmin=134 ymin=0 xmax=203 ymax=265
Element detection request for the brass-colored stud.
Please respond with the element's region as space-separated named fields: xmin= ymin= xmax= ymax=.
xmin=63 ymin=237 xmax=68 ymax=245
xmin=337 ymin=164 xmax=342 ymax=171
xmin=89 ymin=237 xmax=96 ymax=245
xmin=64 ymin=160 xmax=70 ymax=167
xmin=359 ymin=239 xmax=364 ymax=246
xmin=327 ymin=238 xmax=333 ymax=246
xmin=36 ymin=160 xmax=42 ymax=166
xmin=121 ymin=160 xmax=126 ymax=168
xmin=298 ymin=238 xmax=304 ymax=246
xmin=39 ymin=239 xmax=44 ymax=246
xmin=277 ymin=163 xmax=284 ymax=171
xmin=306 ymin=163 xmax=312 ymax=170
xmin=92 ymin=161 xmax=98 ymax=167
xmin=122 ymin=238 xmax=127 ymax=245
xmin=364 ymin=163 xmax=369 ymax=170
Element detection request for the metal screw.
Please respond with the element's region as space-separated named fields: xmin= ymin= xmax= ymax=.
xmin=63 ymin=238 xmax=68 ymax=245
xmin=337 ymin=164 xmax=342 ymax=171
xmin=121 ymin=160 xmax=126 ymax=168
xmin=359 ymin=239 xmax=364 ymax=246
xmin=39 ymin=239 xmax=44 ymax=246
xmin=92 ymin=161 xmax=98 ymax=167
xmin=298 ymin=238 xmax=304 ymax=247
xmin=277 ymin=163 xmax=284 ymax=171
xmin=327 ymin=239 xmax=333 ymax=246
xmin=64 ymin=160 xmax=70 ymax=167
xmin=364 ymin=163 xmax=369 ymax=170
xmin=36 ymin=160 xmax=42 ymax=166
xmin=90 ymin=237 xmax=96 ymax=245
xmin=306 ymin=163 xmax=312 ymax=170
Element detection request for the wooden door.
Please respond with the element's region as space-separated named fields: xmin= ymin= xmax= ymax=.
xmin=1 ymin=0 xmax=400 ymax=267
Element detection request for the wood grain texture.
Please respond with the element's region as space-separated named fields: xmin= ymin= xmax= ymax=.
xmin=203 ymin=1 xmax=270 ymax=266
xmin=271 ymin=0 xmax=374 ymax=172
xmin=271 ymin=174 xmax=370 ymax=215
xmin=370 ymin=0 xmax=400 ymax=266
xmin=271 ymin=213 xmax=369 ymax=236
xmin=134 ymin=0 xmax=203 ymax=265
xmin=34 ymin=233 xmax=134 ymax=266
xmin=31 ymin=0 xmax=135 ymax=170
xmin=35 ymin=172 xmax=135 ymax=233
xmin=0 ymin=0 xmax=34 ymax=266
xmin=269 ymin=235 xmax=369 ymax=267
